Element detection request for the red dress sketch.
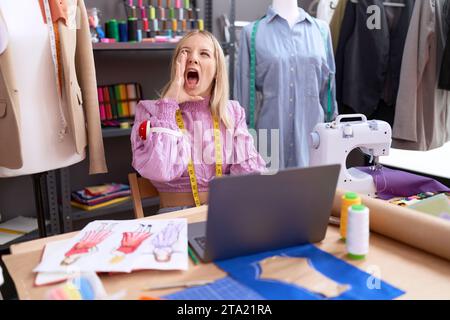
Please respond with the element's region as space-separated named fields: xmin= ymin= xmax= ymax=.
xmin=61 ymin=223 xmax=115 ymax=266
xmin=110 ymin=224 xmax=152 ymax=264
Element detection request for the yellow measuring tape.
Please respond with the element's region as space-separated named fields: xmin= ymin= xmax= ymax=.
xmin=175 ymin=109 xmax=222 ymax=207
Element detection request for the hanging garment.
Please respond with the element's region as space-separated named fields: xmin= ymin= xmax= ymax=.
xmin=234 ymin=6 xmax=338 ymax=169
xmin=335 ymin=0 xmax=415 ymax=117
xmin=393 ymin=0 xmax=450 ymax=151
xmin=329 ymin=0 xmax=348 ymax=53
xmin=317 ymin=0 xmax=341 ymax=23
xmin=0 ymin=0 xmax=107 ymax=174
xmin=439 ymin=0 xmax=450 ymax=90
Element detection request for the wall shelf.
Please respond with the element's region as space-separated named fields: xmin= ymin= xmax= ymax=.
xmin=93 ymin=41 xmax=234 ymax=53
xmin=93 ymin=42 xmax=178 ymax=51
xmin=70 ymin=197 xmax=160 ymax=221
xmin=102 ymin=127 xmax=132 ymax=138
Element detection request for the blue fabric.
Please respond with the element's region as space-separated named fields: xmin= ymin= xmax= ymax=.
xmin=216 ymin=244 xmax=405 ymax=300
xmin=164 ymin=277 xmax=265 ymax=300
xmin=234 ymin=6 xmax=338 ymax=169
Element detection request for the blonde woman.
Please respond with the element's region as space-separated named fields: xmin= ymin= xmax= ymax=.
xmin=131 ymin=31 xmax=266 ymax=214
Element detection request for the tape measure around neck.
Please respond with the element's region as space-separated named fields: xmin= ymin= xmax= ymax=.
xmin=43 ymin=0 xmax=67 ymax=141
xmin=249 ymin=19 xmax=261 ymax=130
xmin=175 ymin=109 xmax=222 ymax=207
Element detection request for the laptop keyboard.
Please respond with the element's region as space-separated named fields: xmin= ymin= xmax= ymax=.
xmin=195 ymin=236 xmax=207 ymax=250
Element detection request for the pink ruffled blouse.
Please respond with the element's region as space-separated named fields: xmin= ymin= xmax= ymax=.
xmin=131 ymin=97 xmax=267 ymax=193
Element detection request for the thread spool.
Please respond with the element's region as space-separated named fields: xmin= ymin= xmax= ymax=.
xmin=189 ymin=19 xmax=195 ymax=30
xmin=184 ymin=0 xmax=190 ymax=9
xmin=340 ymin=192 xmax=361 ymax=241
xmin=157 ymin=0 xmax=162 ymax=7
xmin=137 ymin=29 xmax=143 ymax=42
xmin=187 ymin=8 xmax=193 ymax=19
xmin=175 ymin=0 xmax=181 ymax=8
xmin=197 ymin=19 xmax=204 ymax=31
xmin=166 ymin=0 xmax=171 ymax=7
xmin=178 ymin=8 xmax=184 ymax=20
xmin=152 ymin=18 xmax=159 ymax=31
xmin=118 ymin=20 xmax=128 ymax=42
xmin=128 ymin=0 xmax=134 ymax=6
xmin=138 ymin=0 xmax=143 ymax=7
xmin=181 ymin=19 xmax=187 ymax=32
xmin=346 ymin=204 xmax=370 ymax=260
xmin=106 ymin=19 xmax=119 ymax=41
xmin=159 ymin=7 xmax=166 ymax=19
xmin=140 ymin=6 xmax=147 ymax=19
xmin=128 ymin=17 xmax=138 ymax=42
xmin=149 ymin=6 xmax=156 ymax=19
xmin=142 ymin=18 xmax=149 ymax=32
xmin=162 ymin=19 xmax=168 ymax=31
xmin=130 ymin=6 xmax=137 ymax=18
xmin=169 ymin=7 xmax=175 ymax=19
xmin=172 ymin=19 xmax=177 ymax=32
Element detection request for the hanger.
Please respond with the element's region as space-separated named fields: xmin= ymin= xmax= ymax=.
xmin=349 ymin=0 xmax=406 ymax=7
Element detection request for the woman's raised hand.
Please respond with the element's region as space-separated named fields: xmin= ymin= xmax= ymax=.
xmin=163 ymin=50 xmax=204 ymax=104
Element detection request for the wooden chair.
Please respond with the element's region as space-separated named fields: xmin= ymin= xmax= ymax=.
xmin=128 ymin=173 xmax=159 ymax=219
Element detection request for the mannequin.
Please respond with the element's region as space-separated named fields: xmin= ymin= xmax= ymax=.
xmin=272 ymin=0 xmax=301 ymax=28
xmin=0 ymin=0 xmax=85 ymax=177
xmin=0 ymin=14 xmax=7 ymax=54
xmin=234 ymin=0 xmax=338 ymax=169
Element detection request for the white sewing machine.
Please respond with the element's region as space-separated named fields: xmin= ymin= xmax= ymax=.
xmin=309 ymin=114 xmax=392 ymax=197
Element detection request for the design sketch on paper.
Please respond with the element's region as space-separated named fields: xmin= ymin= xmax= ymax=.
xmin=61 ymin=223 xmax=116 ymax=266
xmin=256 ymin=256 xmax=350 ymax=298
xmin=151 ymin=222 xmax=184 ymax=263
xmin=110 ymin=224 xmax=152 ymax=264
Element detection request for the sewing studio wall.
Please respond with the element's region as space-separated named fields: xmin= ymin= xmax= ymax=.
xmin=334 ymin=0 xmax=450 ymax=152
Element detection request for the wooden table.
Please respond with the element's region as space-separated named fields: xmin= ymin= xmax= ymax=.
xmin=2 ymin=205 xmax=450 ymax=300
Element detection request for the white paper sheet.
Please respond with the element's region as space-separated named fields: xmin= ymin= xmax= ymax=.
xmin=34 ymin=219 xmax=188 ymax=274
xmin=34 ymin=239 xmax=72 ymax=286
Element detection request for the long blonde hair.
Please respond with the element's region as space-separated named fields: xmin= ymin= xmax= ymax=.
xmin=161 ymin=30 xmax=231 ymax=128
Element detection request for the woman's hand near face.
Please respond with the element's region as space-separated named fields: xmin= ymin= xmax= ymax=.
xmin=163 ymin=50 xmax=204 ymax=104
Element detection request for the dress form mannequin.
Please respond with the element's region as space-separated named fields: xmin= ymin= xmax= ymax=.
xmin=0 ymin=0 xmax=85 ymax=177
xmin=0 ymin=14 xmax=7 ymax=54
xmin=235 ymin=0 xmax=337 ymax=169
xmin=272 ymin=0 xmax=301 ymax=28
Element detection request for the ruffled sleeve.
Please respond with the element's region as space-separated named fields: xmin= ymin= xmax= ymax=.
xmin=131 ymin=99 xmax=190 ymax=182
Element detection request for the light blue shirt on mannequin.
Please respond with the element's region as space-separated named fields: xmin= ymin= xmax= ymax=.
xmin=234 ymin=6 xmax=338 ymax=169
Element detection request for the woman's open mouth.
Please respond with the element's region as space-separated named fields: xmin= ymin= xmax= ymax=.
xmin=185 ymin=69 xmax=200 ymax=89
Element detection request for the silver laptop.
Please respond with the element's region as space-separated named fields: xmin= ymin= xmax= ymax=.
xmin=188 ymin=164 xmax=340 ymax=262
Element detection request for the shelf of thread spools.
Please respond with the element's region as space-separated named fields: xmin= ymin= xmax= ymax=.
xmin=93 ymin=0 xmax=205 ymax=50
